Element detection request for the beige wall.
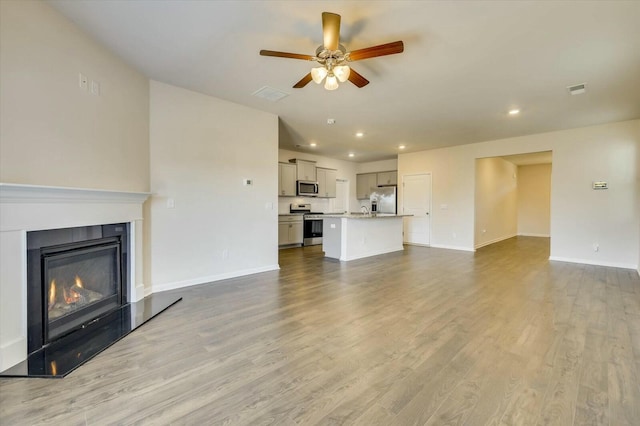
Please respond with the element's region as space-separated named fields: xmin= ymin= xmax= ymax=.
xmin=517 ymin=164 xmax=552 ymax=237
xmin=474 ymin=157 xmax=518 ymax=248
xmin=0 ymin=0 xmax=149 ymax=192
xmin=148 ymin=81 xmax=279 ymax=291
xmin=399 ymin=119 xmax=640 ymax=269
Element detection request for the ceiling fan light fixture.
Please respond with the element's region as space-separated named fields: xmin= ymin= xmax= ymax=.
xmin=311 ymin=67 xmax=328 ymax=84
xmin=333 ymin=65 xmax=350 ymax=83
xmin=324 ymin=74 xmax=339 ymax=90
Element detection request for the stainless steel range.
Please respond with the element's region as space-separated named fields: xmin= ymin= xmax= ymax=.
xmin=290 ymin=203 xmax=323 ymax=246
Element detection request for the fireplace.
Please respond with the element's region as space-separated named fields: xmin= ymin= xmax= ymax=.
xmin=43 ymin=237 xmax=122 ymax=342
xmin=27 ymin=224 xmax=129 ymax=354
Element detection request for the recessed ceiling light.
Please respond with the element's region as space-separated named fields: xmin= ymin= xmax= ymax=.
xmin=508 ymin=109 xmax=520 ymax=115
xmin=348 ymin=153 xmax=355 ymax=157
xmin=398 ymin=145 xmax=406 ymax=150
xmin=355 ymin=132 xmax=364 ymax=137
xmin=310 ymin=142 xmax=317 ymax=147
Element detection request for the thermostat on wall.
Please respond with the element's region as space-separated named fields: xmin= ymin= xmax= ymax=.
xmin=592 ymin=181 xmax=608 ymax=190
xmin=243 ymin=179 xmax=253 ymax=186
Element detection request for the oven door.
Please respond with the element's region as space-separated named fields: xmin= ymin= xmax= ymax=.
xmin=303 ymin=218 xmax=323 ymax=246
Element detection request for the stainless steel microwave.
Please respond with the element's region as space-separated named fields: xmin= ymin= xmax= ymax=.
xmin=297 ymin=180 xmax=319 ymax=197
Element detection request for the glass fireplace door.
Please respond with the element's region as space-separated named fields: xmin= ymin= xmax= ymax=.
xmin=43 ymin=237 xmax=122 ymax=342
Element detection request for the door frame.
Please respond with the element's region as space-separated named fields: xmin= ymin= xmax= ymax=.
xmin=401 ymin=172 xmax=432 ymax=246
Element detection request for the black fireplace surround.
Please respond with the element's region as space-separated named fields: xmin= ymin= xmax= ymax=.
xmin=27 ymin=224 xmax=130 ymax=354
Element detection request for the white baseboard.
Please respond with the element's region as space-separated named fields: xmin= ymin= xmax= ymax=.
xmin=429 ymin=244 xmax=475 ymax=252
xmin=153 ymin=264 xmax=280 ymax=293
xmin=518 ymin=233 xmax=550 ymax=238
xmin=0 ymin=336 xmax=27 ymax=372
xmin=475 ymin=233 xmax=517 ymax=250
xmin=143 ymin=285 xmax=153 ymax=297
xmin=403 ymin=242 xmax=430 ymax=247
xmin=549 ymin=256 xmax=637 ymax=270
xmin=133 ymin=283 xmax=147 ymax=301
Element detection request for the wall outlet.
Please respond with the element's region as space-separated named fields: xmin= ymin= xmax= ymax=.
xmin=222 ymin=248 xmax=229 ymax=259
xmin=593 ymin=243 xmax=599 ymax=252
xmin=79 ymin=73 xmax=88 ymax=90
xmin=166 ymin=198 xmax=175 ymax=209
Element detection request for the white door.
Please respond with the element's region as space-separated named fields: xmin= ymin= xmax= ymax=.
xmin=334 ymin=179 xmax=349 ymax=213
xmin=402 ymin=174 xmax=431 ymax=245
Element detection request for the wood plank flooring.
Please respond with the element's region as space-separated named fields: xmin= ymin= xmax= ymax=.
xmin=1 ymin=237 xmax=639 ymax=425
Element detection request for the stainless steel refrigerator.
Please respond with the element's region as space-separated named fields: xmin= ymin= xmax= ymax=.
xmin=370 ymin=186 xmax=397 ymax=214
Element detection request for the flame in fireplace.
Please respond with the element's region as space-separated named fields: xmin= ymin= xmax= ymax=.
xmin=48 ymin=280 xmax=57 ymax=311
xmin=63 ymin=286 xmax=80 ymax=304
xmin=49 ymin=276 xmax=87 ymax=307
xmin=47 ymin=273 xmax=103 ymax=321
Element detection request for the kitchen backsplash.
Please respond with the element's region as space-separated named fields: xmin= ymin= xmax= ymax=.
xmin=278 ymin=196 xmax=373 ymax=215
xmin=278 ymin=197 xmax=340 ymax=214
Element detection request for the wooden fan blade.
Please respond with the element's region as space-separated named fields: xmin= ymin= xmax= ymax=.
xmin=348 ymin=41 xmax=404 ymax=61
xmin=260 ymin=50 xmax=313 ymax=61
xmin=322 ymin=12 xmax=341 ymax=51
xmin=293 ymin=73 xmax=313 ymax=88
xmin=347 ymin=68 xmax=369 ymax=88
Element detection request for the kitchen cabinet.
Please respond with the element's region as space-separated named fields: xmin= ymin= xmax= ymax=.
xmin=356 ymin=173 xmax=378 ymax=199
xmin=377 ymin=171 xmax=397 ymax=186
xmin=295 ymin=159 xmax=317 ymax=181
xmin=278 ymin=162 xmax=296 ymax=196
xmin=278 ymin=215 xmax=303 ymax=246
xmin=317 ymin=167 xmax=337 ymax=198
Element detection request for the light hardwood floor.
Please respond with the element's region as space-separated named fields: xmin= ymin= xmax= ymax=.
xmin=1 ymin=237 xmax=639 ymax=425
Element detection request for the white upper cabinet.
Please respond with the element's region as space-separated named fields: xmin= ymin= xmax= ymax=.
xmin=377 ymin=171 xmax=397 ymax=186
xmin=278 ymin=162 xmax=296 ymax=196
xmin=295 ymin=160 xmax=317 ymax=181
xmin=356 ymin=173 xmax=378 ymax=200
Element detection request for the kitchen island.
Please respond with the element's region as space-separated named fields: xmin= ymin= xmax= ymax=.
xmin=317 ymin=214 xmax=411 ymax=261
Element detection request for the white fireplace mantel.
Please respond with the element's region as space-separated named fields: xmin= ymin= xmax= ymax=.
xmin=0 ymin=183 xmax=151 ymax=371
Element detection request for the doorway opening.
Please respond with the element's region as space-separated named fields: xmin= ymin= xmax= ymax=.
xmin=474 ymin=151 xmax=552 ymax=249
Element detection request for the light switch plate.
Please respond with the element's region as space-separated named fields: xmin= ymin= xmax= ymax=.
xmin=592 ymin=181 xmax=607 ymax=190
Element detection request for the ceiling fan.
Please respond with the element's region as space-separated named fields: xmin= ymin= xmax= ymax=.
xmin=260 ymin=12 xmax=404 ymax=90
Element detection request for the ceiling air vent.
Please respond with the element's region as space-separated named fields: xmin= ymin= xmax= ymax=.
xmin=567 ymin=83 xmax=587 ymax=95
xmin=252 ymin=86 xmax=289 ymax=102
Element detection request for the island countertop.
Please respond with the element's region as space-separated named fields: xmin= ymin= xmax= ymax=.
xmin=305 ymin=213 xmax=412 ymax=219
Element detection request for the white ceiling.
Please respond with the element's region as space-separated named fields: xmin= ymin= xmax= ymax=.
xmin=48 ymin=0 xmax=640 ymax=163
